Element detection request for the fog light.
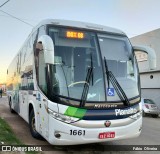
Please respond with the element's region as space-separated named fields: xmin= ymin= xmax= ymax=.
xmin=129 ymin=111 xmax=142 ymax=120
xmin=55 ymin=132 xmax=61 ymax=138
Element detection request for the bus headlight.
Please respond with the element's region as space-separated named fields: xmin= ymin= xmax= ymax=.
xmin=129 ymin=111 xmax=142 ymax=120
xmin=48 ymin=108 xmax=79 ymax=123
xmin=139 ymin=101 xmax=142 ymax=111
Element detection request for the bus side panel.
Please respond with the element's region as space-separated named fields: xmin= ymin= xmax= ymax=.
xmin=19 ymin=90 xmax=29 ymax=122
xmin=6 ymin=54 xmax=20 ymax=113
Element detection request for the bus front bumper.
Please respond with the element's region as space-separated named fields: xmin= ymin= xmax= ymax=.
xmin=47 ymin=116 xmax=142 ymax=145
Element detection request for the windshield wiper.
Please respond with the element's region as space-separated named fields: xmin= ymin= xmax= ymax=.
xmin=104 ymin=57 xmax=130 ymax=106
xmin=80 ymin=53 xmax=93 ymax=107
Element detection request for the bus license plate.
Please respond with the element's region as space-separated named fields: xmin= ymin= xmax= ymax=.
xmin=99 ymin=132 xmax=115 ymax=139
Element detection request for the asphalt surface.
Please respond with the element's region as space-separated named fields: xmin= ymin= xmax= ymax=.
xmin=0 ymin=96 xmax=160 ymax=154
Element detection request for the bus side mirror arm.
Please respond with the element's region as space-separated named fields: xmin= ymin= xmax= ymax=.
xmin=36 ymin=35 xmax=54 ymax=64
xmin=133 ymin=45 xmax=156 ymax=70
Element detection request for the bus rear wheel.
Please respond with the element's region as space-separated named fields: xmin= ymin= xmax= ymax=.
xmin=29 ymin=110 xmax=43 ymax=139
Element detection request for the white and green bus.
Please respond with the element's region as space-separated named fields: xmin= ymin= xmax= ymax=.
xmin=6 ymin=19 xmax=156 ymax=145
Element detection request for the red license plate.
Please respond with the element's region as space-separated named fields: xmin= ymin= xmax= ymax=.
xmin=99 ymin=132 xmax=115 ymax=139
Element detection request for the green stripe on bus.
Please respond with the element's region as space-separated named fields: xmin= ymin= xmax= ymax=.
xmin=74 ymin=108 xmax=87 ymax=118
xmin=64 ymin=106 xmax=77 ymax=117
xmin=64 ymin=107 xmax=87 ymax=118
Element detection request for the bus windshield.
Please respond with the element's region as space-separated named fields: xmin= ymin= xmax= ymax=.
xmin=44 ymin=27 xmax=139 ymax=103
xmin=98 ymin=34 xmax=139 ymax=101
xmin=48 ymin=27 xmax=105 ymax=101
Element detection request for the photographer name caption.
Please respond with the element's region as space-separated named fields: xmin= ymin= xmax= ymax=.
xmin=133 ymin=146 xmax=159 ymax=151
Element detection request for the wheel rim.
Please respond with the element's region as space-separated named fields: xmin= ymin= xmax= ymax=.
xmin=31 ymin=115 xmax=36 ymax=132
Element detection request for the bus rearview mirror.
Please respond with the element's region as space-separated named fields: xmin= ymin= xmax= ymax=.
xmin=37 ymin=35 xmax=54 ymax=64
xmin=133 ymin=45 xmax=156 ymax=70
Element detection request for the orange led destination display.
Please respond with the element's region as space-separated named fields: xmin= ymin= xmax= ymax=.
xmin=66 ymin=31 xmax=84 ymax=39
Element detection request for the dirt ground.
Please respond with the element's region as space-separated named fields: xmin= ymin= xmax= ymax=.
xmin=0 ymin=96 xmax=66 ymax=154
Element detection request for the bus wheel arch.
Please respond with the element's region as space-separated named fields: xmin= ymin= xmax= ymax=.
xmin=29 ymin=103 xmax=43 ymax=139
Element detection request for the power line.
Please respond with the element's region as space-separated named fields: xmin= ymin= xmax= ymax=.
xmin=0 ymin=0 xmax=33 ymax=27
xmin=0 ymin=14 xmax=38 ymax=22
xmin=0 ymin=0 xmax=10 ymax=8
xmin=0 ymin=9 xmax=34 ymax=27
xmin=0 ymin=13 xmax=38 ymax=21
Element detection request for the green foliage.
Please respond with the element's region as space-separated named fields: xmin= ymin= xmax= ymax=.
xmin=0 ymin=117 xmax=21 ymax=145
xmin=0 ymin=118 xmax=38 ymax=154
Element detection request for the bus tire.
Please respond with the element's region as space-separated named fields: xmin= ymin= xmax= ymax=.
xmin=29 ymin=110 xmax=43 ymax=139
xmin=9 ymin=99 xmax=15 ymax=113
xmin=152 ymin=114 xmax=158 ymax=118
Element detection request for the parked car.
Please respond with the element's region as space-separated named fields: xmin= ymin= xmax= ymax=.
xmin=141 ymin=98 xmax=160 ymax=118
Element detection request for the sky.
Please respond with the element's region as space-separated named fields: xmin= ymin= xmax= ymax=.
xmin=0 ymin=0 xmax=160 ymax=84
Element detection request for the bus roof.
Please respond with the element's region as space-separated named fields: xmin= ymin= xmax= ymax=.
xmin=33 ymin=19 xmax=126 ymax=36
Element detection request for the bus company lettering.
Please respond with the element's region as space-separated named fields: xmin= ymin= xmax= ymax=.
xmin=115 ymin=108 xmax=137 ymax=116
xmin=94 ymin=104 xmax=117 ymax=108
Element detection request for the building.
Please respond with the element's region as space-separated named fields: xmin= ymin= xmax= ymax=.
xmin=130 ymin=29 xmax=160 ymax=108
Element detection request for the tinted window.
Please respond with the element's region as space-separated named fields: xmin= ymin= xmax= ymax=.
xmin=48 ymin=27 xmax=105 ymax=101
xmin=20 ymin=36 xmax=34 ymax=90
xmin=144 ymin=99 xmax=155 ymax=104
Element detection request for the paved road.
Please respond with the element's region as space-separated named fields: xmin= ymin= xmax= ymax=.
xmin=0 ymin=96 xmax=160 ymax=154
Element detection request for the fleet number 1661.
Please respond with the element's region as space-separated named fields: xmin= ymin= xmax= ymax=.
xmin=70 ymin=130 xmax=85 ymax=136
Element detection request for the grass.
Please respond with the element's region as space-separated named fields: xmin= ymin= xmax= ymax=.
xmin=0 ymin=117 xmax=21 ymax=145
xmin=0 ymin=117 xmax=38 ymax=154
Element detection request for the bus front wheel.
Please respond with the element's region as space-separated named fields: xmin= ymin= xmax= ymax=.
xmin=9 ymin=99 xmax=15 ymax=113
xmin=29 ymin=110 xmax=43 ymax=139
